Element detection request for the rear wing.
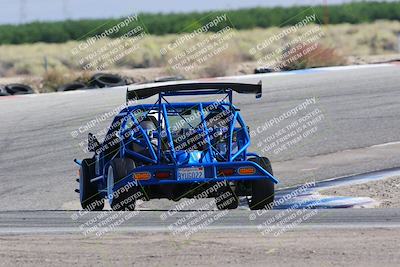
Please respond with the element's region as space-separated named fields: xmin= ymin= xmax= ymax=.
xmin=126 ymin=80 xmax=262 ymax=101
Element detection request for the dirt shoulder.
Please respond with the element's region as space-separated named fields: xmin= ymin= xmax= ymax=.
xmin=322 ymin=176 xmax=400 ymax=208
xmin=1 ymin=228 xmax=399 ymax=267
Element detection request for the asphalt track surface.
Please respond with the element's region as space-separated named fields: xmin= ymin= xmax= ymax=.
xmin=1 ymin=209 xmax=400 ymax=234
xmin=0 ymin=63 xmax=399 ymax=214
xmin=0 ymin=63 xmax=399 ymax=266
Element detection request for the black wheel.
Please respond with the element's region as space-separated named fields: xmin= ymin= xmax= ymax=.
xmin=215 ymin=183 xmax=239 ymax=210
xmin=79 ymin=158 xmax=104 ymax=211
xmin=248 ymin=157 xmax=275 ymax=210
xmin=57 ymin=82 xmax=87 ymax=92
xmin=5 ymin=83 xmax=34 ymax=95
xmin=89 ymin=73 xmax=126 ymax=88
xmin=107 ymin=158 xmax=138 ymax=211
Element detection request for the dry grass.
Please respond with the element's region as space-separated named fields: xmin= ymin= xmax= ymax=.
xmin=0 ymin=20 xmax=399 ymax=92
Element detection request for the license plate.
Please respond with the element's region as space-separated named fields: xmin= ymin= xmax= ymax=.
xmin=177 ymin=167 xmax=205 ymax=180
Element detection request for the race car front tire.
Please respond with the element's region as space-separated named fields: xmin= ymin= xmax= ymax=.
xmin=79 ymin=158 xmax=104 ymax=211
xmin=248 ymin=157 xmax=275 ymax=210
xmin=107 ymin=158 xmax=138 ymax=211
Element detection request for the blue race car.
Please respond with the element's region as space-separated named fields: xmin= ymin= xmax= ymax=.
xmin=76 ymin=81 xmax=278 ymax=211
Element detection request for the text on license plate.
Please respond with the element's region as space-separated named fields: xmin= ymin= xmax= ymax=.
xmin=177 ymin=167 xmax=205 ymax=180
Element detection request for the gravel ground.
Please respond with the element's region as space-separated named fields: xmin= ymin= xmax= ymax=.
xmin=322 ymin=176 xmax=400 ymax=208
xmin=1 ymin=228 xmax=399 ymax=267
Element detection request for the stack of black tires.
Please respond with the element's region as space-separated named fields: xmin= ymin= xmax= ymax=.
xmin=57 ymin=73 xmax=127 ymax=92
xmin=0 ymin=83 xmax=34 ymax=96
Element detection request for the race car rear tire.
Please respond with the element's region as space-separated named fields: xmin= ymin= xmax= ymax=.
xmin=107 ymin=158 xmax=138 ymax=211
xmin=215 ymin=183 xmax=239 ymax=210
xmin=248 ymin=157 xmax=275 ymax=210
xmin=79 ymin=158 xmax=104 ymax=211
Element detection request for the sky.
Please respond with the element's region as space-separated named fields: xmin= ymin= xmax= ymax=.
xmin=0 ymin=0 xmax=395 ymax=25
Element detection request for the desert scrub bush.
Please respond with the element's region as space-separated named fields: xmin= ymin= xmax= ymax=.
xmin=197 ymin=51 xmax=237 ymax=78
xmin=281 ymin=43 xmax=347 ymax=70
xmin=41 ymin=69 xmax=70 ymax=92
xmin=41 ymin=69 xmax=91 ymax=92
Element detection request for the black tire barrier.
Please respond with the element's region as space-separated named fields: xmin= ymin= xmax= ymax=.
xmin=154 ymin=75 xmax=185 ymax=83
xmin=5 ymin=83 xmax=34 ymax=95
xmin=254 ymin=67 xmax=275 ymax=74
xmin=89 ymin=73 xmax=126 ymax=88
xmin=0 ymin=85 xmax=10 ymax=96
xmin=57 ymin=82 xmax=87 ymax=92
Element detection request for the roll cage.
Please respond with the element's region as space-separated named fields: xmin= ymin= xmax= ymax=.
xmin=118 ymin=81 xmax=263 ymax=166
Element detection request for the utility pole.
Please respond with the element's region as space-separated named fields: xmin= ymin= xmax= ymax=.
xmin=398 ymin=32 xmax=400 ymax=53
xmin=62 ymin=0 xmax=71 ymax=20
xmin=323 ymin=0 xmax=329 ymax=25
xmin=19 ymin=0 xmax=27 ymax=24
